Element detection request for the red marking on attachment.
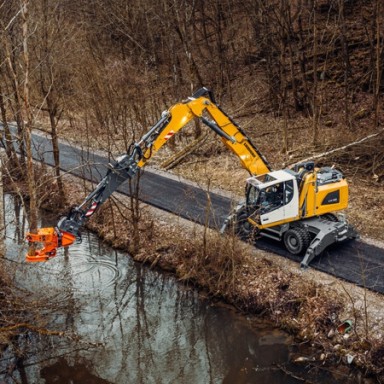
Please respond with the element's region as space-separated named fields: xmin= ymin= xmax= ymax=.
xmin=85 ymin=202 xmax=98 ymax=217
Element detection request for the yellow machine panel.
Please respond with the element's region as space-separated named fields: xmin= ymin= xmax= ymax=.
xmin=315 ymin=179 xmax=349 ymax=216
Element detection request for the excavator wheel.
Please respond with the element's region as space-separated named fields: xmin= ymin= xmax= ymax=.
xmin=233 ymin=209 xmax=258 ymax=242
xmin=293 ymin=224 xmax=312 ymax=249
xmin=283 ymin=227 xmax=309 ymax=255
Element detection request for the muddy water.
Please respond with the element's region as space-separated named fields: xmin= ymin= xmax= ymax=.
xmin=0 ymin=196 xmax=350 ymax=383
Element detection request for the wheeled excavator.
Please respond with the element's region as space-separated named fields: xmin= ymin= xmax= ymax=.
xmin=26 ymin=88 xmax=357 ymax=267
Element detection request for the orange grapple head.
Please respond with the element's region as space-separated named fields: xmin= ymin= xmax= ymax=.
xmin=26 ymin=227 xmax=76 ymax=262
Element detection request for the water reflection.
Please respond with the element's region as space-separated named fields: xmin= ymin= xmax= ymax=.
xmin=0 ymin=195 xmax=336 ymax=383
xmin=40 ymin=358 xmax=112 ymax=384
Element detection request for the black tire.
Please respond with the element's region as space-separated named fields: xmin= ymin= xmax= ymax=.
xmin=295 ymin=225 xmax=311 ymax=250
xmin=234 ymin=210 xmax=257 ymax=242
xmin=283 ymin=227 xmax=306 ymax=255
xmin=301 ymin=227 xmax=312 ymax=250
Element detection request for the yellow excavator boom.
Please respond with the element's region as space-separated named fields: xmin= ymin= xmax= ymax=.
xmin=137 ymin=93 xmax=271 ymax=176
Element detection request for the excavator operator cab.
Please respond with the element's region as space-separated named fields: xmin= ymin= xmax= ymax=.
xmin=246 ymin=170 xmax=299 ymax=226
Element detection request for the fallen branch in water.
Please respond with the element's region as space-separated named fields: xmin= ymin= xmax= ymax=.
xmin=277 ymin=363 xmax=312 ymax=383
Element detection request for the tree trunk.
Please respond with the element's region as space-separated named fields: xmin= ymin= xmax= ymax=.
xmin=373 ymin=0 xmax=382 ymax=127
xmin=339 ymin=0 xmax=352 ymax=130
xmin=21 ymin=0 xmax=38 ymax=252
xmin=128 ymin=174 xmax=141 ymax=256
xmin=3 ymin=35 xmax=27 ymax=171
xmin=297 ymin=11 xmax=312 ymax=116
xmin=312 ymin=3 xmax=319 ymax=147
xmin=0 ymin=148 xmax=5 ymax=257
xmin=46 ymin=95 xmax=65 ymax=202
xmin=0 ymin=86 xmax=21 ymax=172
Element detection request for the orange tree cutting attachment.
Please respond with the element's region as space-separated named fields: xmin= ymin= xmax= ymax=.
xmin=26 ymin=228 xmax=76 ymax=262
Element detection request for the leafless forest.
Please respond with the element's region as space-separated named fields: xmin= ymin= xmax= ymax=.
xmin=1 ymin=0 xmax=383 ymax=197
xmin=1 ymin=0 xmax=383 ymax=223
xmin=0 ymin=1 xmax=384 ymax=379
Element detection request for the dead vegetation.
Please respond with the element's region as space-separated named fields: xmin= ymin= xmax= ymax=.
xmin=0 ymin=269 xmax=65 ymax=349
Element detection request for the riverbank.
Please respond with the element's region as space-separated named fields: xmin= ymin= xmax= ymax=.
xmin=51 ymin=171 xmax=383 ymax=382
xmin=2 ymin=164 xmax=382 ymax=381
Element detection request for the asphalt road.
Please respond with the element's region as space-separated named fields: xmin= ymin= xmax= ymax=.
xmin=4 ymin=128 xmax=384 ymax=294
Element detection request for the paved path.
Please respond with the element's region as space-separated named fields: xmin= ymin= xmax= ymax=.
xmin=5 ymin=127 xmax=384 ymax=293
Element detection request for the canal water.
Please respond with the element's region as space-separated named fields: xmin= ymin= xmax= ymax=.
xmin=0 ymin=196 xmax=354 ymax=383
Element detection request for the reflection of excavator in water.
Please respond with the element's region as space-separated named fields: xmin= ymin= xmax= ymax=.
xmin=26 ymin=88 xmax=357 ymax=267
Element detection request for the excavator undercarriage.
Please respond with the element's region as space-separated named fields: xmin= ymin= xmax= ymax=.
xmin=226 ymin=214 xmax=358 ymax=268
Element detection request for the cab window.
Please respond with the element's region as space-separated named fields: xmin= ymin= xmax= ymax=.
xmin=284 ymin=180 xmax=294 ymax=205
xmin=261 ymin=183 xmax=284 ymax=212
xmin=247 ymin=185 xmax=260 ymax=206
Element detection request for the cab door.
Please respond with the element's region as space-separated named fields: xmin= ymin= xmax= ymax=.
xmin=260 ymin=180 xmax=299 ymax=226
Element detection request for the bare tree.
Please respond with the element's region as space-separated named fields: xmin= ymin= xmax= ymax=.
xmin=0 ymin=82 xmax=21 ymax=171
xmin=312 ymin=2 xmax=319 ymax=146
xmin=21 ymin=0 xmax=38 ymax=249
xmin=338 ymin=0 xmax=352 ymax=130
xmin=34 ymin=0 xmax=66 ymax=200
xmin=373 ymin=0 xmax=383 ymax=127
xmin=1 ymin=12 xmax=27 ymax=171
